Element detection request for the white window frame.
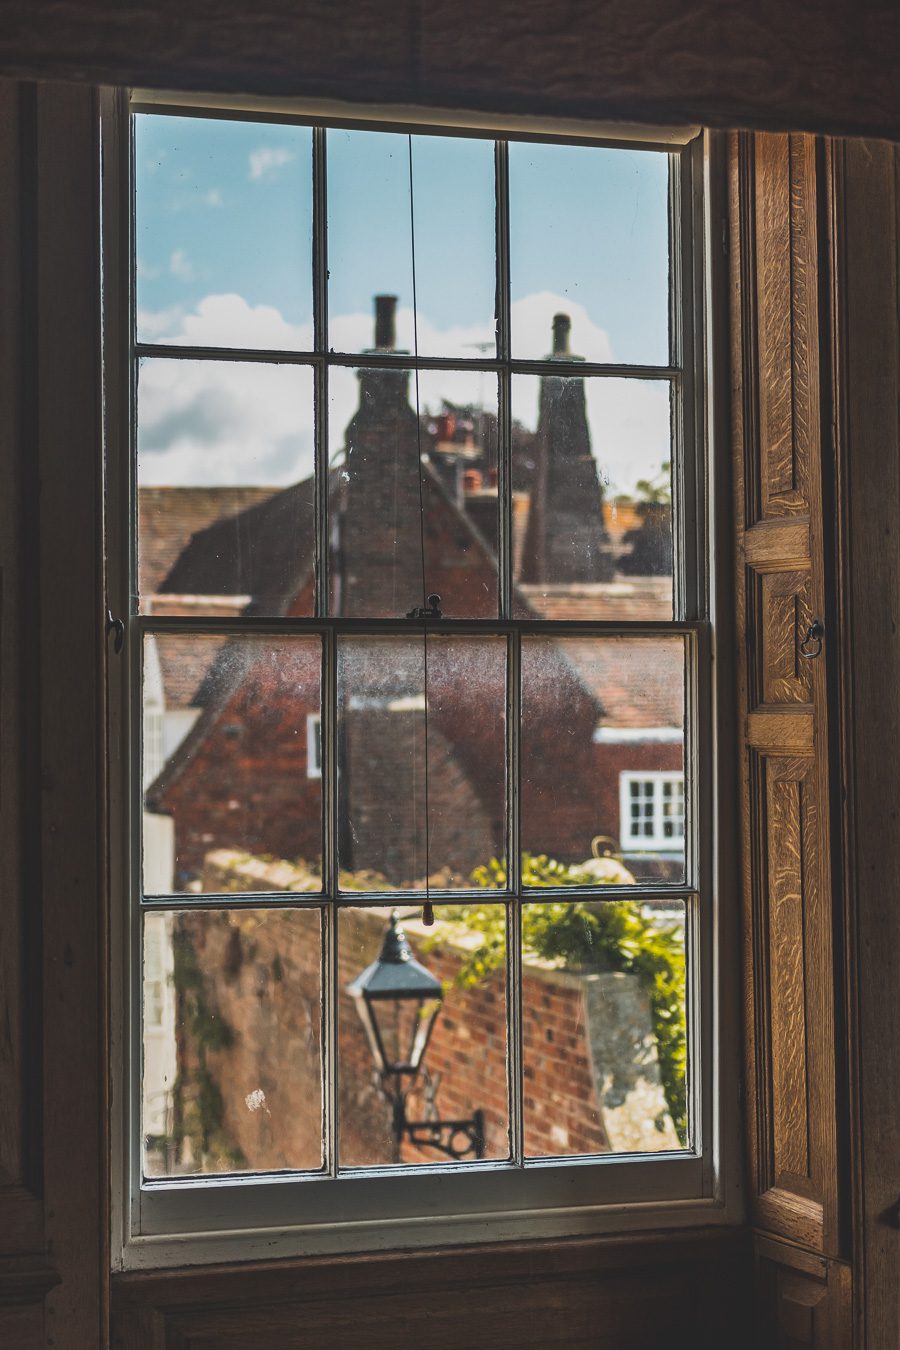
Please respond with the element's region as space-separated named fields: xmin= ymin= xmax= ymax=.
xmin=103 ymin=89 xmax=741 ymax=1272
xmin=620 ymin=770 xmax=686 ymax=851
xmin=306 ymin=712 xmax=322 ymax=780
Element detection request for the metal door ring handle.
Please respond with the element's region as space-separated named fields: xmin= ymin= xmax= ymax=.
xmin=799 ymin=619 xmax=824 ymax=659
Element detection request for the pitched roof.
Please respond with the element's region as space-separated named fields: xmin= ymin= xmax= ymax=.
xmin=562 ymin=637 xmax=684 ymax=729
xmin=159 ymin=478 xmax=317 ymax=616
xmin=518 ymin=578 xmax=672 ymax=623
xmin=154 ymin=635 xmax=230 ymax=711
xmin=138 ymin=486 xmax=279 ymax=597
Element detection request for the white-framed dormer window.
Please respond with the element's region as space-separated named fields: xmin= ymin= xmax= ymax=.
xmin=104 ymin=87 xmax=739 ymax=1272
xmin=620 ymin=771 xmax=686 ymax=851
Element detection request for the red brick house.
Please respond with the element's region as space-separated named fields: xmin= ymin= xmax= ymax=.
xmin=144 ymin=301 xmax=683 ymax=889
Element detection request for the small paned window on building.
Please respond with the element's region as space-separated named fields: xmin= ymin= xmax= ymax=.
xmin=621 ymin=771 xmax=686 ymax=851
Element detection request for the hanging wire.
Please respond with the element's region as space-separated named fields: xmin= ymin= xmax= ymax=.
xmin=407 ymin=134 xmax=435 ymax=927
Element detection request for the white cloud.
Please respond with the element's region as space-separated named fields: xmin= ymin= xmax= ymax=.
xmin=248 ymin=146 xmax=295 ymax=181
xmin=136 ymin=291 xmax=667 ymax=492
xmin=510 ymin=291 xmax=615 ymax=364
xmin=202 ymin=188 xmax=223 ymax=208
xmin=137 ymin=349 xmax=314 ymax=488
xmin=169 ymin=249 xmax=194 ymax=281
xmin=137 ymin=304 xmax=185 ymax=339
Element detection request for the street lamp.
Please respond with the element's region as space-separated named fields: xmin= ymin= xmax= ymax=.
xmin=347 ymin=910 xmax=485 ymax=1162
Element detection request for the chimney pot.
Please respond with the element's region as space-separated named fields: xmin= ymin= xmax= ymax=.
xmin=552 ymin=313 xmax=571 ymax=357
xmin=374 ymin=294 xmax=398 ymax=350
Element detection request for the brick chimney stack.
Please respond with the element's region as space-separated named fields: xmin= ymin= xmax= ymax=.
xmin=520 ymin=314 xmax=613 ymax=586
xmin=330 ymin=294 xmax=420 ymax=617
xmin=552 ymin=312 xmax=571 ymax=358
xmin=374 ymin=294 xmax=397 ymax=350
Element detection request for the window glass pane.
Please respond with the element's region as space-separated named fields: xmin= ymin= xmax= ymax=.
xmin=137 ymin=358 xmax=316 ymax=617
xmin=327 ymin=129 xmax=496 ymax=357
xmin=521 ymin=637 xmax=686 ymax=885
xmin=328 ymin=364 xmax=499 ymax=617
xmin=338 ymin=904 xmax=509 ymax=1166
xmin=337 ymin=637 xmax=507 ymax=890
xmin=512 ymin=372 xmax=674 ymax=620
xmin=143 ymin=636 xmax=323 ymax=894
xmin=522 ymin=899 xmax=687 ymax=1156
xmin=509 ymin=141 xmax=669 ymax=365
xmin=135 ymin=114 xmax=313 ymax=348
xmin=142 ymin=907 xmax=323 ymax=1177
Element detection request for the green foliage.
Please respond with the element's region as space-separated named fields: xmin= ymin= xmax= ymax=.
xmin=449 ymin=855 xmax=687 ymax=1145
xmin=634 ymin=460 xmax=672 ymax=506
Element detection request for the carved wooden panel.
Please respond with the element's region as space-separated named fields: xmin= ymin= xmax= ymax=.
xmin=749 ymin=134 xmax=819 ymax=525
xmin=755 ymin=1236 xmax=851 ymax=1350
xmin=759 ymin=572 xmax=814 ymax=706
xmin=730 ymin=129 xmax=844 ymax=1295
xmin=748 ymin=565 xmax=814 ymax=709
xmin=748 ymin=749 xmax=834 ymax=1252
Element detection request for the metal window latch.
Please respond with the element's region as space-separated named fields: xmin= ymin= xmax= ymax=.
xmin=799 ymin=618 xmax=824 ymax=659
xmin=407 ymin=593 xmax=442 ymax=620
xmin=106 ymin=609 xmax=125 ymax=654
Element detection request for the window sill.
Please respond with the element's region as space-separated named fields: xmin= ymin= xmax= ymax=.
xmin=116 ymin=1151 xmax=742 ymax=1270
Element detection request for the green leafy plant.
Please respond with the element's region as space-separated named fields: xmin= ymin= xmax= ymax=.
xmin=446 ymin=855 xmax=687 ymax=1144
xmin=634 ymin=459 xmax=672 ymax=505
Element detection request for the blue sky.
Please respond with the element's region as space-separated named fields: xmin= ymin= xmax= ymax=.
xmin=135 ymin=113 xmax=672 ymax=491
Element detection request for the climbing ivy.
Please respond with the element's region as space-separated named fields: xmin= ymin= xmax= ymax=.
xmin=446 ymin=854 xmax=688 ymax=1145
xmin=164 ymin=918 xmax=247 ymax=1171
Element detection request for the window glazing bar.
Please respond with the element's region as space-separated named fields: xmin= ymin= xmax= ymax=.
xmin=133 ymin=341 xmax=681 ymax=382
xmin=137 ymin=615 xmax=706 ymax=637
xmin=139 ymin=887 xmax=701 ymax=911
xmin=508 ymin=626 xmax=524 ymax=1166
xmin=313 ymin=125 xmax=329 ymax=619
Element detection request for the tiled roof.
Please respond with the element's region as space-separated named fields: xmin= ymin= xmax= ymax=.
xmin=561 ymin=637 xmax=684 ymax=729
xmin=518 ymin=578 xmax=672 ymax=623
xmin=154 ymin=635 xmax=231 ymax=711
xmin=159 ymin=478 xmax=316 ymax=614
xmin=138 ymin=486 xmax=279 ymax=597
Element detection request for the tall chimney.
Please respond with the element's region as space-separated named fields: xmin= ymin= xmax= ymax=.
xmin=552 ymin=313 xmax=571 ymax=357
xmin=374 ymin=294 xmax=397 ymax=350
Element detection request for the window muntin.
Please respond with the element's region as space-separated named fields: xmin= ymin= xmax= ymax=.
xmin=119 ymin=98 xmax=711 ymax=1253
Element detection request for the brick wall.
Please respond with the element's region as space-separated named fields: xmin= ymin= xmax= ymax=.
xmin=154 ymin=852 xmax=679 ymax=1177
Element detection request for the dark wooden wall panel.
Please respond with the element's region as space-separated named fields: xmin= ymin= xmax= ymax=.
xmin=0 ymin=1 xmax=898 ymax=140
xmin=828 ymin=136 xmax=900 ymax=1350
xmin=0 ymin=78 xmax=54 ymax=1348
xmin=0 ymin=78 xmax=107 ymax=1348
xmin=112 ymin=1229 xmax=751 ymax=1350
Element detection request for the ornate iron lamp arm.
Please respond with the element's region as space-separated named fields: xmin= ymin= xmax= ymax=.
xmin=385 ymin=1074 xmax=485 ymax=1161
